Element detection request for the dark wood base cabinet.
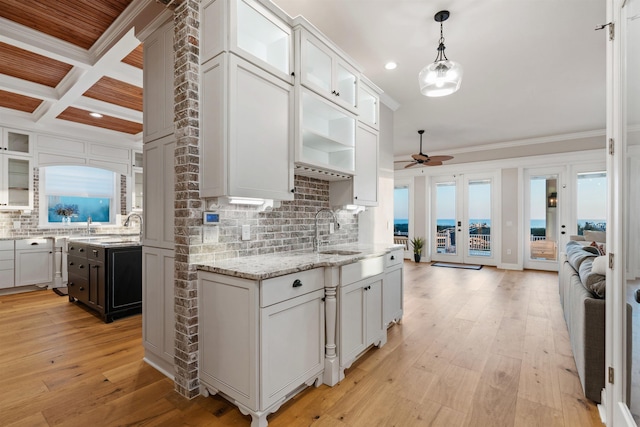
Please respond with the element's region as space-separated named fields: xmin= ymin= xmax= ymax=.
xmin=67 ymin=242 xmax=142 ymax=323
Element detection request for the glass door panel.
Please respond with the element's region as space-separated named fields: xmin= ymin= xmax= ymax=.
xmin=336 ymin=62 xmax=357 ymax=108
xmin=393 ymin=185 xmax=409 ymax=252
xmin=435 ymin=181 xmax=457 ymax=257
xmin=467 ymin=179 xmax=492 ymax=259
xmin=527 ymin=174 xmax=559 ymax=266
xmin=7 ymin=157 xmax=30 ymax=207
xmin=303 ymin=38 xmax=331 ymax=92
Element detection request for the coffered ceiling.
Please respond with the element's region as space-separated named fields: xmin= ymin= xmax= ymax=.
xmin=0 ymin=0 xmax=166 ymax=144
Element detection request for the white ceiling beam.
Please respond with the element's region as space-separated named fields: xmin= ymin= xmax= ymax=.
xmin=106 ymin=62 xmax=143 ymax=88
xmin=34 ymin=29 xmax=141 ymax=125
xmin=74 ymin=96 xmax=143 ymax=123
xmin=0 ymin=17 xmax=91 ymax=68
xmin=0 ymin=73 xmax=58 ymax=101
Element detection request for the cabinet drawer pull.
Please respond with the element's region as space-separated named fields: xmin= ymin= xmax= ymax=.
xmin=30 ymin=242 xmax=39 ymax=246
xmin=79 ymin=264 xmax=85 ymax=269
xmin=390 ymin=255 xmax=395 ymax=260
xmin=79 ymin=248 xmax=84 ymax=253
xmin=79 ymin=287 xmax=84 ymax=291
xmin=68 ymin=281 xmax=74 ymax=286
xmin=69 ymin=246 xmax=74 ymax=251
xmin=92 ymin=265 xmax=99 ymax=269
xmin=92 ymin=250 xmax=98 ymax=255
xmin=69 ymin=262 xmax=74 ymax=266
xmin=292 ymin=279 xmax=303 ymax=288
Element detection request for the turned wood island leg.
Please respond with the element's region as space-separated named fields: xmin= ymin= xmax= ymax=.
xmin=323 ymin=282 xmax=340 ymax=386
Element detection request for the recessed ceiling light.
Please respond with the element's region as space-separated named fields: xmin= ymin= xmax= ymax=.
xmin=89 ymin=112 xmax=103 ymax=118
xmin=385 ymin=62 xmax=397 ymax=70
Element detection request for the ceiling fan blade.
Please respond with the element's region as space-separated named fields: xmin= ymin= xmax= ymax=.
xmin=394 ymin=160 xmax=414 ymax=163
xmin=412 ymin=153 xmax=429 ymax=161
xmin=404 ymin=162 xmax=421 ymax=168
xmin=424 ymin=161 xmax=443 ymax=166
xmin=426 ymin=155 xmax=454 ymax=162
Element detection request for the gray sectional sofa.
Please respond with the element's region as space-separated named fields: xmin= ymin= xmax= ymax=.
xmin=558 ymin=241 xmax=605 ymax=402
xmin=559 ymin=239 xmax=631 ymax=403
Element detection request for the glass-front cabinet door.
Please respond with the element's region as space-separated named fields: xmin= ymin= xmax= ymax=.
xmin=228 ymin=0 xmax=293 ymax=83
xmin=3 ymin=156 xmax=31 ymax=209
xmin=3 ymin=129 xmax=31 ymax=155
xmin=298 ymin=29 xmax=359 ymax=113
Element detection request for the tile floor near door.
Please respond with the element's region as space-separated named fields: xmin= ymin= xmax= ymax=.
xmin=0 ymin=262 xmax=602 ymax=426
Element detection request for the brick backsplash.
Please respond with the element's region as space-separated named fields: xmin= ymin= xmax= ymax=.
xmin=191 ymin=175 xmax=359 ymax=263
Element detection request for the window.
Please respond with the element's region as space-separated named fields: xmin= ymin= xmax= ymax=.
xmin=576 ymin=171 xmax=606 ymax=235
xmin=40 ymin=166 xmax=118 ymax=225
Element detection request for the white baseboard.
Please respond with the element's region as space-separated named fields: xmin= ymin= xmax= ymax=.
xmin=143 ymin=352 xmax=175 ymax=380
xmin=498 ymin=263 xmax=522 ymax=271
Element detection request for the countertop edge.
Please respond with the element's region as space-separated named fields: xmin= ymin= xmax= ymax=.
xmin=196 ymin=244 xmax=404 ymax=281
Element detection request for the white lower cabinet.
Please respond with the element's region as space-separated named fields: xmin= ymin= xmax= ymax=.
xmin=0 ymin=240 xmax=14 ymax=289
xmin=335 ymin=255 xmax=386 ymax=380
xmin=15 ymin=238 xmax=53 ymax=287
xmin=383 ymin=248 xmax=404 ymax=327
xmin=142 ymin=246 xmax=175 ymax=377
xmin=199 ymin=268 xmax=325 ymax=427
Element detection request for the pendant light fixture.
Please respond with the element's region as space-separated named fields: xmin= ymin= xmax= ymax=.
xmin=418 ymin=10 xmax=463 ymax=97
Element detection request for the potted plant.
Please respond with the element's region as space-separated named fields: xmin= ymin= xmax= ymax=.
xmin=54 ymin=203 xmax=79 ymax=225
xmin=410 ymin=237 xmax=424 ymax=262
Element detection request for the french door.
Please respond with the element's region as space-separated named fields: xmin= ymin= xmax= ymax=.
xmin=523 ymin=168 xmax=567 ymax=271
xmin=431 ymin=173 xmax=498 ymax=266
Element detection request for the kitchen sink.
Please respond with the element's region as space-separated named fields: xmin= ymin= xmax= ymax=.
xmin=318 ymin=250 xmax=361 ymax=256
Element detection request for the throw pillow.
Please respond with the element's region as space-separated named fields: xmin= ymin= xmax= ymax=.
xmin=592 ymin=255 xmax=607 ymax=275
xmin=590 ymin=241 xmax=605 ymax=255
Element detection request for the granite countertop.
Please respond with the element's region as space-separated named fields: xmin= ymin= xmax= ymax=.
xmin=196 ymin=243 xmax=404 ymax=280
xmin=67 ymin=235 xmax=141 ymax=248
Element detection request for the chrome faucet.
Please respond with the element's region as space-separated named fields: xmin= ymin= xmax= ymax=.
xmin=86 ymin=216 xmax=92 ymax=235
xmin=124 ymin=213 xmax=143 ymax=238
xmin=314 ymin=208 xmax=340 ymax=252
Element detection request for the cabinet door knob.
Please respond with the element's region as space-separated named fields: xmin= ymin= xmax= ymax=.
xmin=331 ymin=90 xmax=337 ymax=95
xmin=390 ymin=255 xmax=395 ymax=260
xmin=292 ymin=279 xmax=303 ymax=288
xmin=336 ymin=92 xmax=340 ymax=97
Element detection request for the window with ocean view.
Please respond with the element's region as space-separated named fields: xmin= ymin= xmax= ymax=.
xmin=576 ymin=171 xmax=606 ymax=235
xmin=394 ymin=186 xmax=409 ymax=249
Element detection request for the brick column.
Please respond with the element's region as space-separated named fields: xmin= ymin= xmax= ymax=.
xmin=173 ymin=0 xmax=202 ymax=399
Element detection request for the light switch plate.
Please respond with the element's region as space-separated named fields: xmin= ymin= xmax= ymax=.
xmin=242 ymin=224 xmax=250 ymax=240
xmin=329 ymin=222 xmax=335 ymax=234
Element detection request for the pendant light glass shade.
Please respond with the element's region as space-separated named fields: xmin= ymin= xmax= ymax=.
xmin=419 ymin=10 xmax=462 ymax=97
xmin=419 ymin=60 xmax=463 ymax=97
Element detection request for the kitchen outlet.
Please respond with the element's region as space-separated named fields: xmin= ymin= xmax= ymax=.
xmin=242 ymin=225 xmax=250 ymax=241
xmin=329 ymin=222 xmax=335 ymax=234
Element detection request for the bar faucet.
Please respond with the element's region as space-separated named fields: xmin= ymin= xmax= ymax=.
xmin=314 ymin=208 xmax=340 ymax=252
xmin=124 ymin=213 xmax=143 ymax=238
xmin=86 ymin=216 xmax=92 ymax=235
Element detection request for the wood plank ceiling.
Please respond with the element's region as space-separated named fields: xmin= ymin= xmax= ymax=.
xmin=0 ymin=0 xmax=155 ymax=139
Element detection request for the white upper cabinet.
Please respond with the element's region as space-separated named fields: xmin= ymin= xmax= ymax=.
xmin=296 ymin=89 xmax=356 ymax=175
xmin=202 ymin=0 xmax=293 ymax=84
xmin=357 ymin=78 xmax=381 ymax=130
xmin=297 ymin=29 xmax=359 ymax=113
xmin=0 ymin=128 xmax=32 ymax=210
xmin=143 ymin=20 xmax=174 ymax=143
xmin=329 ymin=122 xmax=379 ymax=207
xmin=201 ymin=54 xmax=295 ymax=200
xmin=3 ymin=129 xmax=31 ymax=155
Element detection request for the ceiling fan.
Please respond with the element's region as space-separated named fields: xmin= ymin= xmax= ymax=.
xmin=395 ymin=130 xmax=454 ymax=168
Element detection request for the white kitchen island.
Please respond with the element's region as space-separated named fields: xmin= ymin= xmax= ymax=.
xmin=196 ymin=244 xmax=403 ymax=427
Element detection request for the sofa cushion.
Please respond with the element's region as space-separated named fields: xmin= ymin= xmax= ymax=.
xmin=584 ymin=230 xmax=606 ymax=243
xmin=578 ymin=258 xmax=606 ymax=298
xmin=566 ymin=245 xmax=597 ymax=272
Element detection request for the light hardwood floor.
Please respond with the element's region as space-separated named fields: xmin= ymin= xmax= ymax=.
xmin=0 ymin=262 xmax=603 ymax=426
